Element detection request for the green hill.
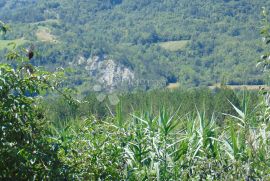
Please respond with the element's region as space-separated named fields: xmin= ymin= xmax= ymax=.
xmin=0 ymin=0 xmax=269 ymax=89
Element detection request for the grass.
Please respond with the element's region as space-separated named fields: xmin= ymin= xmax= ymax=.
xmin=209 ymin=83 xmax=270 ymax=90
xmin=48 ymin=99 xmax=270 ymax=180
xmin=0 ymin=38 xmax=27 ymax=50
xmin=36 ymin=26 xmax=57 ymax=43
xmin=158 ymin=40 xmax=190 ymax=51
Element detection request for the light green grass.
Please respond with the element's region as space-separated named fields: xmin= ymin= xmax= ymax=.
xmin=0 ymin=38 xmax=28 ymax=50
xmin=36 ymin=26 xmax=57 ymax=43
xmin=159 ymin=40 xmax=190 ymax=51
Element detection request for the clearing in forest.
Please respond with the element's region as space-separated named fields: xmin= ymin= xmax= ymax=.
xmin=159 ymin=40 xmax=189 ymax=51
xmin=36 ymin=26 xmax=57 ymax=43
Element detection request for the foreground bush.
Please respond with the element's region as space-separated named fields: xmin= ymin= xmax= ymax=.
xmin=0 ymin=22 xmax=73 ymax=179
xmin=42 ymin=103 xmax=270 ymax=180
xmin=0 ymin=53 xmax=63 ymax=179
xmin=49 ymin=118 xmax=125 ymax=180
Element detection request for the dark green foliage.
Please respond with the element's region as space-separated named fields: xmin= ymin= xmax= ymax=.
xmin=0 ymin=53 xmax=57 ymax=179
xmin=0 ymin=1 xmax=269 ymax=88
xmin=0 ymin=20 xmax=9 ymax=34
xmin=0 ymin=23 xmax=73 ymax=179
xmin=259 ymin=7 xmax=270 ymax=71
xmin=213 ymin=88 xmax=240 ymax=122
xmin=48 ymin=118 xmax=125 ymax=180
xmin=45 ymin=88 xmax=255 ymax=125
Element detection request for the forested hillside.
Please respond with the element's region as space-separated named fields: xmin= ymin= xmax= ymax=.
xmin=0 ymin=0 xmax=269 ymax=90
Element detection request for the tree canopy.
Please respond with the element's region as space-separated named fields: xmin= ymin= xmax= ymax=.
xmin=0 ymin=0 xmax=269 ymax=89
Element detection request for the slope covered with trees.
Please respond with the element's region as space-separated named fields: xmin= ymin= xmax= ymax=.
xmin=0 ymin=0 xmax=269 ymax=89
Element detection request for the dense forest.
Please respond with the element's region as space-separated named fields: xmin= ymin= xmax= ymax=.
xmin=1 ymin=1 xmax=270 ymax=180
xmin=1 ymin=0 xmax=270 ymax=91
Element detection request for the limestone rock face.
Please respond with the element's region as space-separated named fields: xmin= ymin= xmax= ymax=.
xmin=74 ymin=55 xmax=135 ymax=90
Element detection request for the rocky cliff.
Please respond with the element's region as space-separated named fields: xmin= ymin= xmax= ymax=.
xmin=74 ymin=55 xmax=135 ymax=90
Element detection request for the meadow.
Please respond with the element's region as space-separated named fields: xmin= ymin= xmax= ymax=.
xmin=0 ymin=38 xmax=27 ymax=50
xmin=158 ymin=40 xmax=190 ymax=52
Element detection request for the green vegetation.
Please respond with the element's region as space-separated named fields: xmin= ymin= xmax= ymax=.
xmin=0 ymin=27 xmax=63 ymax=178
xmin=0 ymin=0 xmax=269 ymax=88
xmin=36 ymin=26 xmax=57 ymax=43
xmin=1 ymin=2 xmax=270 ymax=180
xmin=30 ymin=19 xmax=60 ymax=26
xmin=159 ymin=40 xmax=190 ymax=51
xmin=0 ymin=38 xmax=27 ymax=50
xmin=45 ymin=88 xmax=247 ymax=122
xmin=45 ymin=101 xmax=270 ymax=180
